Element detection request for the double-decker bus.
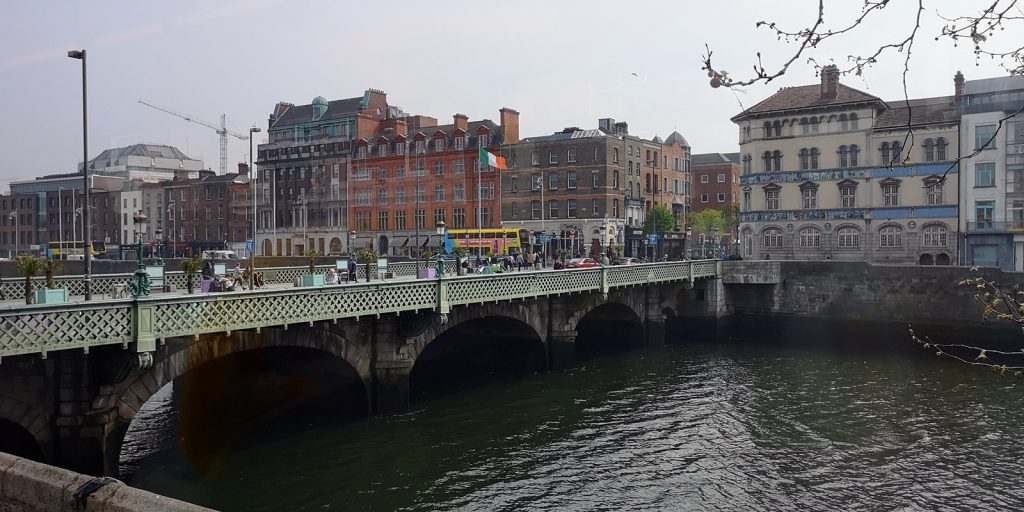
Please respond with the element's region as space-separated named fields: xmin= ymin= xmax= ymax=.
xmin=47 ymin=241 xmax=108 ymax=259
xmin=445 ymin=229 xmax=530 ymax=255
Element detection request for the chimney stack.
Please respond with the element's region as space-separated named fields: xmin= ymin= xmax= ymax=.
xmin=453 ymin=113 xmax=469 ymax=131
xmin=821 ymin=64 xmax=840 ymax=99
xmin=954 ymin=71 xmax=965 ymax=101
xmin=237 ymin=162 xmax=249 ymax=177
xmin=500 ymin=108 xmax=520 ymax=145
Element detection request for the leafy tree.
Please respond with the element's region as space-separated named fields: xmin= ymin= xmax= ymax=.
xmin=643 ymin=205 xmax=675 ymax=238
xmin=13 ymin=254 xmax=41 ymax=304
xmin=687 ymin=209 xmax=725 ymax=238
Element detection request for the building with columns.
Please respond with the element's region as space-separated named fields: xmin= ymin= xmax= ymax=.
xmin=734 ymin=65 xmax=960 ymax=264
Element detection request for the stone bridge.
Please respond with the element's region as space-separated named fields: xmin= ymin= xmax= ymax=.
xmin=0 ymin=261 xmax=721 ymax=476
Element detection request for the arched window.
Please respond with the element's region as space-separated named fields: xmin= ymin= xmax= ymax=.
xmin=850 ymin=144 xmax=860 ymax=166
xmin=799 ymin=148 xmax=810 ymax=170
xmin=879 ymin=225 xmax=903 ymax=248
xmin=923 ymin=224 xmax=948 ymax=247
xmin=763 ymin=228 xmax=783 ymax=248
xmin=839 ymin=113 xmax=849 ymax=131
xmin=809 ymin=117 xmax=819 ymax=133
xmin=891 ymin=141 xmax=903 ymax=163
xmin=837 ymin=226 xmax=860 ymax=248
xmin=838 ymin=145 xmax=849 ymax=167
xmin=800 ymin=117 xmax=809 ymax=134
xmin=923 ymin=138 xmax=935 ymax=161
xmin=773 ymin=121 xmax=782 ymax=137
xmin=763 ymin=122 xmax=772 ymax=138
xmin=936 ymin=137 xmax=948 ymax=160
xmin=849 ymin=113 xmax=859 ymax=129
xmin=742 ymin=154 xmax=752 ymax=174
xmin=810 ymin=147 xmax=820 ymax=169
xmin=763 ymin=151 xmax=772 ymax=172
xmin=880 ymin=142 xmax=891 ymax=163
xmin=799 ymin=227 xmax=821 ymax=248
xmin=772 ymin=150 xmax=783 ymax=172
xmin=742 ymin=228 xmax=754 ymax=257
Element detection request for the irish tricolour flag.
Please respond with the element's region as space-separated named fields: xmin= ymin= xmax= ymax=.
xmin=479 ymin=147 xmax=507 ymax=170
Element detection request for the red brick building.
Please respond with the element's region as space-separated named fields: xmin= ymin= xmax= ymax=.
xmin=0 ymin=193 xmax=38 ymax=256
xmin=690 ymin=152 xmax=741 ymax=242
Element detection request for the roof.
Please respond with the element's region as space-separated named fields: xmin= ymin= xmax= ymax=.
xmin=274 ymin=96 xmax=365 ymax=127
xmin=664 ymin=131 xmax=690 ymax=148
xmin=724 ymin=152 xmax=741 ymax=164
xmin=519 ymin=129 xmax=607 ymax=144
xmin=691 ymin=153 xmax=739 ymax=166
xmin=90 ymin=144 xmax=194 ymax=164
xmin=873 ymin=96 xmax=959 ymax=129
xmin=373 ymin=119 xmax=504 ymax=143
xmin=732 ymin=83 xmax=884 ymax=120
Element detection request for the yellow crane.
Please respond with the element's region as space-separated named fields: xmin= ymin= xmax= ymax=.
xmin=137 ymin=99 xmax=249 ymax=174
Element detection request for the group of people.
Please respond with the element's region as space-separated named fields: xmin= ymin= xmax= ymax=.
xmin=462 ymin=251 xmax=547 ymax=274
xmin=324 ymin=260 xmax=358 ymax=284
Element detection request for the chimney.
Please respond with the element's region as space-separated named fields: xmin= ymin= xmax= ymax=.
xmin=237 ymin=162 xmax=249 ymax=177
xmin=598 ymin=118 xmax=616 ymax=133
xmin=500 ymin=108 xmax=520 ymax=144
xmin=614 ymin=121 xmax=629 ymax=136
xmin=453 ymin=113 xmax=469 ymax=131
xmin=821 ymin=64 xmax=839 ymax=99
xmin=954 ymin=71 xmax=965 ymax=101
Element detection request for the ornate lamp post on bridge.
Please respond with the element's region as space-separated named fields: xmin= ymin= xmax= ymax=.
xmin=129 ymin=211 xmax=151 ymax=298
xmin=435 ymin=220 xmax=446 ymax=278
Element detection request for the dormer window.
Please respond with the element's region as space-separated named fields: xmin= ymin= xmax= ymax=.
xmin=415 ymin=140 xmax=425 ymax=154
xmin=378 ymin=144 xmax=387 ymax=157
xmin=435 ymin=138 xmax=445 ymax=152
xmin=454 ymin=136 xmax=465 ymax=150
xmin=479 ymin=134 xmax=489 ymax=147
xmin=396 ymin=141 xmax=406 ymax=155
xmin=357 ymin=145 xmax=366 ymax=159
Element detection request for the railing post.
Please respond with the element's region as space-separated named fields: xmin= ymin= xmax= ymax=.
xmin=436 ymin=277 xmax=450 ymax=322
xmin=132 ymin=301 xmax=156 ymax=353
xmin=600 ymin=266 xmax=609 ymax=297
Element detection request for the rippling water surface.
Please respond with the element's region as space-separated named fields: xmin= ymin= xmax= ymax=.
xmin=122 ymin=341 xmax=1024 ymax=511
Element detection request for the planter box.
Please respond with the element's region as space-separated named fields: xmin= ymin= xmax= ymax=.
xmin=417 ymin=268 xmax=436 ymax=279
xmin=36 ymin=288 xmax=68 ymax=304
xmin=302 ymin=274 xmax=326 ymax=287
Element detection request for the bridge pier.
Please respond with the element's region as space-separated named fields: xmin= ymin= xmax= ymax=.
xmin=645 ymin=287 xmax=666 ymax=346
xmin=371 ymin=316 xmax=412 ymax=415
xmin=548 ymin=334 xmax=576 ymax=370
xmin=52 ymin=351 xmax=119 ymax=476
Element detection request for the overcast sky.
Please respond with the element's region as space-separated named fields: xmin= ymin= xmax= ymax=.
xmin=0 ymin=0 xmax=1015 ymax=190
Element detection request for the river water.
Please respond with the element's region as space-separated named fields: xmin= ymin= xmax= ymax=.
xmin=121 ymin=338 xmax=1024 ymax=511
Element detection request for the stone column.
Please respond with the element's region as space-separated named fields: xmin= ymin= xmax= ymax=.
xmin=547 ymin=296 xmax=576 ymax=369
xmin=52 ymin=351 xmax=117 ymax=475
xmin=371 ymin=316 xmax=412 ymax=415
xmin=644 ymin=286 xmax=665 ymax=346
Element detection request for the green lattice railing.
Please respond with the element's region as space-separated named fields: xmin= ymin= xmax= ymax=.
xmin=0 ymin=261 xmax=718 ymax=359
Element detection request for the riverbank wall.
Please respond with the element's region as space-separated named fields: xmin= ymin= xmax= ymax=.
xmin=0 ymin=452 xmax=212 ymax=512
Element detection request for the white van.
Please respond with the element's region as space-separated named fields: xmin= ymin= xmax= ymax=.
xmin=202 ymin=250 xmax=237 ymax=260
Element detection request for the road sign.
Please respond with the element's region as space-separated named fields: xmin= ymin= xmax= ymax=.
xmin=246 ymin=239 xmax=255 ymax=252
xmin=648 ymin=234 xmax=658 ymax=244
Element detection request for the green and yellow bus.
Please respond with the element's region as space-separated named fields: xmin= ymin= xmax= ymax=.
xmin=445 ymin=228 xmax=530 ymax=255
xmin=48 ymin=241 xmax=107 ymax=259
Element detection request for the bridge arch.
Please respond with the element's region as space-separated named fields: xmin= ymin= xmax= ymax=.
xmin=402 ymin=301 xmax=547 ymax=364
xmin=574 ymin=301 xmax=646 ymax=352
xmin=107 ymin=326 xmax=370 ymax=475
xmin=0 ymin=396 xmax=48 ymax=462
xmin=565 ymin=290 xmax=646 ymax=335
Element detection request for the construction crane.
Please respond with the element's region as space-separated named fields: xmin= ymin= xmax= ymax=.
xmin=137 ymin=99 xmax=249 ymax=174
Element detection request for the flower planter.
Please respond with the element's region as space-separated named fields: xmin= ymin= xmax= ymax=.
xmin=302 ymin=274 xmax=326 ymax=287
xmin=417 ymin=268 xmax=436 ymax=279
xmin=36 ymin=288 xmax=68 ymax=304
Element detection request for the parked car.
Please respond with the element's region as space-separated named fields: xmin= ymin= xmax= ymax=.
xmin=565 ymin=257 xmax=599 ymax=269
xmin=614 ymin=257 xmax=642 ymax=265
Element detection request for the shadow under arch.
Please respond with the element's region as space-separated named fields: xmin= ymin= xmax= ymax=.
xmin=112 ymin=329 xmax=369 ymax=478
xmin=0 ymin=417 xmax=44 ymax=462
xmin=409 ymin=315 xmax=546 ymax=403
xmin=575 ymin=302 xmax=645 ymax=359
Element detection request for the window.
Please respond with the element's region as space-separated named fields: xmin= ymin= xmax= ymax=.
xmin=531 ymin=174 xmax=542 ymax=190
xmin=926 ymin=181 xmax=943 ymax=205
xmin=701 ymin=193 xmax=709 ymax=203
xmin=717 ymin=174 xmax=725 ymax=183
xmin=742 ymin=154 xmax=752 ymax=174
xmin=891 ymin=141 xmax=903 ymax=163
xmin=772 ymin=151 xmax=782 ymax=171
xmin=378 ymin=144 xmax=387 ymax=157
xmin=378 ymin=189 xmax=388 ymax=205
xmin=416 ymin=185 xmax=426 ymax=203
xmin=396 ymin=211 xmax=407 ymax=230
xmin=975 ymin=162 xmax=996 ymax=187
xmin=568 ymin=171 xmax=577 ymax=189
xmin=455 ymin=137 xmax=465 ymax=150
xmin=416 ymin=162 xmax=425 ymax=176
xmin=923 ymin=139 xmax=935 ymax=161
xmin=396 ymin=166 xmax=406 ymax=178
xmin=612 ymin=171 xmax=619 ymax=188
xmin=378 ymin=167 xmax=387 ymax=180
xmin=880 ymin=142 xmax=890 ymax=164
xmin=549 ymin=173 xmax=559 ymax=189
xmin=717 ymin=193 xmax=726 ymax=202
xmin=799 ymin=228 xmax=821 ymax=248
xmin=396 ymin=142 xmax=406 ymax=156
xmin=613 ymin=148 xmax=619 ymax=163
xmin=701 ymin=174 xmax=709 ymax=183
xmin=841 ymin=185 xmax=856 ymax=208
xmin=435 ymin=138 xmax=445 ymax=152
xmin=879 ymin=225 xmax=902 ymax=248
xmin=396 ymin=187 xmax=407 ymax=204
xmin=936 ymin=138 xmax=947 ymax=160
xmin=799 ymin=148 xmax=810 ymax=170
xmin=434 ymin=162 xmax=445 ymax=176
xmin=453 ymin=208 xmax=465 ymax=228
xmin=415 ymin=140 xmax=425 ymax=154
xmin=882 ymin=181 xmax=900 ymax=206
xmin=976 ymin=124 xmax=997 ymax=150
xmin=743 ymin=190 xmax=751 ymax=211
xmin=532 ymin=200 xmax=541 ymax=219
xmin=613 ymin=199 xmax=619 ymax=217
xmin=479 ymin=134 xmax=489 ymax=147
xmin=763 ymin=228 xmax=783 ymax=248
xmin=801 ymin=118 xmax=810 ymax=134
xmin=923 ymin=224 xmax=948 ymax=247
xmin=549 ymin=200 xmax=560 ymax=219
xmin=378 ymin=211 xmax=388 ymax=230
xmin=356 ymin=191 xmax=371 ymax=206
xmin=415 ymin=209 xmax=425 ymax=229
xmin=434 ymin=184 xmax=445 ymax=201
xmin=357 ymin=146 xmax=366 ymax=159
xmin=454 ymin=184 xmax=465 ymax=201
xmin=567 ymin=148 xmax=576 ymax=163
xmin=481 ymin=182 xmax=495 ymax=200
xmin=592 ymin=171 xmax=599 ymax=188
xmin=850 ymin=144 xmax=860 ymax=166
xmin=592 ymin=198 xmax=600 ymax=215
xmin=434 ymin=208 xmax=446 ymax=224
xmin=839 ymin=114 xmax=848 ymax=131
xmin=763 ymin=121 xmax=772 ymax=138
xmin=568 ymin=199 xmax=577 ymax=218
xmin=975 ymin=201 xmax=995 ymax=230
xmin=549 ymin=151 xmax=558 ymax=164
xmin=838 ymin=227 xmax=860 ymax=248
xmin=801 ymin=187 xmax=817 ymax=209
xmin=810 ymin=148 xmax=820 ymax=169
xmin=849 ymin=113 xmax=859 ymax=129
xmin=838 ymin=145 xmax=849 ymax=167
xmin=455 ymin=161 xmax=464 ymax=174
xmin=765 ymin=188 xmax=780 ymax=210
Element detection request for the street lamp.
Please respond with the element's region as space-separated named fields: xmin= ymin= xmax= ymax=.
xmin=8 ymin=211 xmax=17 ymax=258
xmin=348 ymin=230 xmax=356 ymax=255
xmin=435 ymin=220 xmax=446 ymax=278
xmin=129 ymin=211 xmax=150 ymax=298
xmin=154 ymin=227 xmax=163 ymax=264
xmin=249 ymin=126 xmax=261 ymax=271
xmin=68 ymin=48 xmax=92 ymax=300
xmin=167 ymin=202 xmax=175 ymax=258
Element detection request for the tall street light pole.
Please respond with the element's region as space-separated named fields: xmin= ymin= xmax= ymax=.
xmin=249 ymin=127 xmax=261 ymax=271
xmin=9 ymin=212 xmax=17 ymax=258
xmin=68 ymin=49 xmax=92 ymax=300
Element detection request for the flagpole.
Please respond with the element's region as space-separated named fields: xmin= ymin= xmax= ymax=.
xmin=477 ymin=147 xmax=482 ymax=258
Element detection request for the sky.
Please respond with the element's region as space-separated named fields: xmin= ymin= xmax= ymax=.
xmin=0 ymin=0 xmax=1016 ymax=191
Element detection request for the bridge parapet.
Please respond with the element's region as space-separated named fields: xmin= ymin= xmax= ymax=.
xmin=0 ymin=261 xmax=717 ymax=360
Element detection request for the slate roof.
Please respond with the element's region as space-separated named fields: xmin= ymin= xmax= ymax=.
xmin=664 ymin=131 xmax=690 ymax=148
xmin=873 ymin=96 xmax=959 ymax=129
xmin=732 ymin=83 xmax=884 ymax=120
xmin=372 ymin=120 xmax=505 ymax=144
xmin=519 ymin=129 xmax=607 ymax=144
xmin=274 ymin=96 xmax=364 ymax=127
xmin=690 ymin=153 xmax=738 ymax=166
xmin=724 ymin=152 xmax=741 ymax=164
xmin=91 ymin=144 xmax=193 ymax=164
